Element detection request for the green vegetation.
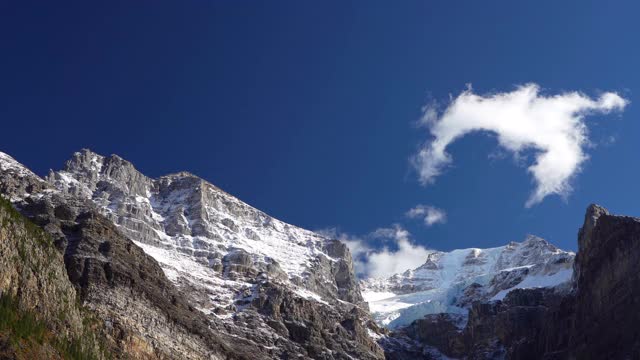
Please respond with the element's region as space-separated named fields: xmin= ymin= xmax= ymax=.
xmin=57 ymin=336 xmax=102 ymax=360
xmin=0 ymin=293 xmax=47 ymax=344
xmin=0 ymin=292 xmax=105 ymax=359
xmin=0 ymin=195 xmax=54 ymax=252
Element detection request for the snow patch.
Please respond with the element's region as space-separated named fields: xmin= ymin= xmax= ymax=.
xmin=491 ymin=268 xmax=572 ymax=301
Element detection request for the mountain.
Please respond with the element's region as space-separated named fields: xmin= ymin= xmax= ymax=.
xmin=0 ymin=150 xmax=384 ymax=359
xmin=361 ymin=236 xmax=574 ymax=328
xmin=3 ymin=149 xmax=640 ymax=359
xmin=45 ymin=149 xmax=364 ymax=312
xmin=382 ymin=205 xmax=640 ymax=359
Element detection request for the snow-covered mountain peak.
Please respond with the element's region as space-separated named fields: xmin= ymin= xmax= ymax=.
xmin=0 ymin=151 xmax=40 ymax=180
xmin=36 ymin=149 xmax=366 ymax=321
xmin=64 ymin=148 xmax=106 ymax=170
xmin=161 ymin=171 xmax=200 ymax=180
xmin=0 ymin=151 xmax=53 ymax=201
xmin=0 ymin=151 xmax=24 ymax=169
xmin=361 ymin=236 xmax=574 ymax=328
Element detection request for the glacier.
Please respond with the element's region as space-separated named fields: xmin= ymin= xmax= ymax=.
xmin=360 ymin=236 xmax=574 ymax=328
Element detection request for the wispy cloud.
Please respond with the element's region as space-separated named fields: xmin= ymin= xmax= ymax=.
xmin=406 ymin=204 xmax=447 ymax=226
xmin=317 ymin=225 xmax=431 ymax=278
xmin=364 ymin=226 xmax=432 ymax=277
xmin=412 ymin=84 xmax=628 ymax=207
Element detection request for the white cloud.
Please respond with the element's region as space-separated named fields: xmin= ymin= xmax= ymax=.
xmin=316 ymin=225 xmax=432 ymax=278
xmin=413 ymin=84 xmax=628 ymax=207
xmin=406 ymin=204 xmax=447 ymax=226
xmin=365 ymin=226 xmax=432 ymax=277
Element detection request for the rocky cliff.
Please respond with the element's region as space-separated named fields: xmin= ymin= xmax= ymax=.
xmin=569 ymin=204 xmax=640 ymax=359
xmin=0 ymin=150 xmax=383 ymax=359
xmin=0 ymin=196 xmax=107 ymax=359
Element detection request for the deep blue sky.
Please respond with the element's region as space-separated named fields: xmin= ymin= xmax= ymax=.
xmin=1 ymin=1 xmax=638 ymax=252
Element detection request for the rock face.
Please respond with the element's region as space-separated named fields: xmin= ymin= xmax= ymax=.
xmin=0 ymin=150 xmax=383 ymax=359
xmin=569 ymin=204 xmax=640 ymax=359
xmin=0 ymin=196 xmax=106 ymax=359
xmin=361 ymin=236 xmax=574 ymax=328
xmin=383 ymin=204 xmax=640 ymax=359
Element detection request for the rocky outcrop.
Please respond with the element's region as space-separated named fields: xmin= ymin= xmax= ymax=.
xmin=382 ymin=287 xmax=571 ymax=359
xmin=249 ymin=281 xmax=382 ymax=358
xmin=384 ymin=204 xmax=640 ymax=359
xmin=0 ymin=196 xmax=107 ymax=359
xmin=62 ymin=212 xmax=240 ymax=359
xmin=0 ymin=153 xmax=52 ymax=201
xmin=308 ymin=239 xmax=364 ymax=305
